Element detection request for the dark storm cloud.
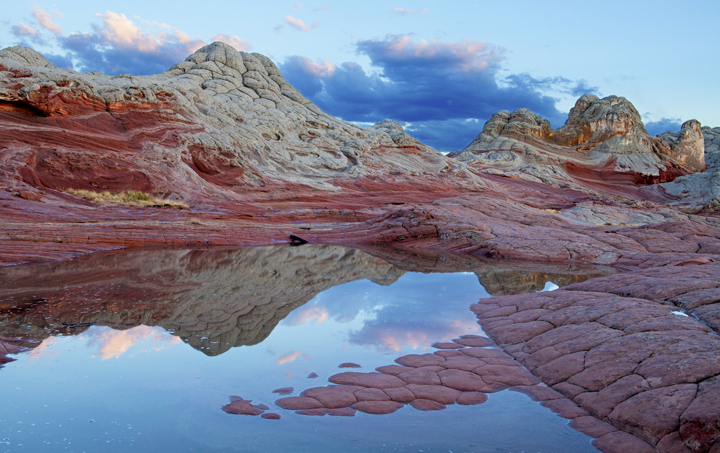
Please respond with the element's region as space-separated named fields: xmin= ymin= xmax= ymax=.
xmin=280 ymin=34 xmax=594 ymax=151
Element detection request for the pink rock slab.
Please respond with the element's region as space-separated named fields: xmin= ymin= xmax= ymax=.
xmin=222 ymin=400 xmax=266 ymax=416
xmin=274 ymin=396 xmax=324 ymax=410
xmin=351 ymin=401 xmax=404 ymax=415
xmin=457 ymin=392 xmax=488 ymax=405
xmin=410 ymin=399 xmax=447 ymax=411
xmin=300 ymin=386 xmax=357 ymax=409
xmin=272 ymin=387 xmax=294 ymax=395
xmin=339 ymin=362 xmax=362 ymax=368
xmin=395 ymin=354 xmax=445 ymax=368
xmin=453 ymin=335 xmax=495 ymax=347
xmin=432 ymin=342 xmax=465 ymax=350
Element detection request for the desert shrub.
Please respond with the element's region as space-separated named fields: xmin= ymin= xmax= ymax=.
xmin=65 ymin=189 xmax=189 ymax=209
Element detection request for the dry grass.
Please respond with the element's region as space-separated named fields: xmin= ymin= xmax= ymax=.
xmin=542 ymin=208 xmax=560 ymax=214
xmin=66 ymin=189 xmax=189 ymax=209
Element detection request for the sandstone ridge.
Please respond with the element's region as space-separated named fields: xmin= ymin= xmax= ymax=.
xmin=0 ymin=43 xmax=479 ymax=207
xmin=450 ymin=94 xmax=707 ymax=199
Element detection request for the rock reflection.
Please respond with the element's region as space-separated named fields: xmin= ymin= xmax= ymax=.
xmin=474 ymin=263 xmax=611 ymax=296
xmin=0 ymin=245 xmax=404 ymax=356
xmin=0 ymin=245 xmax=617 ymax=361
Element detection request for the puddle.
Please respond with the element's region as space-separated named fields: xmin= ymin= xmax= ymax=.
xmin=0 ymin=245 xmax=616 ymax=452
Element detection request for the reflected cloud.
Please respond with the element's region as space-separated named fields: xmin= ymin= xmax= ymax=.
xmin=285 ymin=306 xmax=329 ymax=326
xmin=277 ymin=350 xmax=311 ymax=365
xmin=81 ymin=325 xmax=180 ymax=360
xmin=29 ymin=337 xmax=59 ymax=361
xmin=350 ymin=316 xmax=482 ymax=353
xmin=286 ymin=272 xmax=487 ymax=353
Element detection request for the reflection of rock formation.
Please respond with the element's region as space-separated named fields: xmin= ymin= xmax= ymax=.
xmin=0 ymin=245 xmax=618 ymax=358
xmin=0 ymin=245 xmax=404 ymax=356
xmin=474 ymin=263 xmax=615 ymax=296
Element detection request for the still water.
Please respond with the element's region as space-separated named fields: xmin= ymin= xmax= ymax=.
xmin=0 ymin=245 xmax=614 ymax=452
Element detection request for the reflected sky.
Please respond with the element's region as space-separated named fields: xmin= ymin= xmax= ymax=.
xmin=284 ymin=273 xmax=486 ymax=353
xmin=0 ymin=247 xmax=600 ymax=452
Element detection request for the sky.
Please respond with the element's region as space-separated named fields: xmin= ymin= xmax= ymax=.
xmin=1 ymin=1 xmax=718 ymax=151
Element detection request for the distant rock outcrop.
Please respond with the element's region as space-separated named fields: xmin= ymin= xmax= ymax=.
xmin=450 ymin=95 xmax=705 ymax=191
xmin=653 ymin=127 xmax=720 ymax=210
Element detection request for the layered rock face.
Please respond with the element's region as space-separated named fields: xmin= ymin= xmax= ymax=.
xmin=450 ymin=95 xmax=705 ymax=192
xmin=0 ymin=43 xmax=479 ymax=208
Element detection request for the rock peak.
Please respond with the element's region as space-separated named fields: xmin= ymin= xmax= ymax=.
xmin=0 ymin=46 xmax=54 ymax=69
xmin=452 ymin=94 xmax=706 ymax=191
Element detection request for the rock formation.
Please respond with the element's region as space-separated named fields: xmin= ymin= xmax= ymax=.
xmin=449 ymin=94 xmax=705 ymax=191
xmin=1 ymin=43 xmax=720 ymax=452
xmin=652 ymin=126 xmax=720 ymax=210
xmin=0 ymin=43 xmax=479 ymax=208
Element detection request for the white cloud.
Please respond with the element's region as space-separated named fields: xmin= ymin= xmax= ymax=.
xmin=392 ymin=8 xmax=430 ymax=15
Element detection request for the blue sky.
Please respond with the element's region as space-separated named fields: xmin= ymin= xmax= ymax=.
xmin=2 ymin=1 xmax=718 ymax=151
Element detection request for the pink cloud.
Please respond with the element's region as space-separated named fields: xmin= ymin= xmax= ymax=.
xmin=82 ymin=325 xmax=180 ymax=360
xmin=284 ymin=15 xmax=318 ymax=32
xmin=285 ymin=305 xmax=330 ymax=325
xmin=277 ymin=350 xmax=311 ymax=365
xmin=210 ymin=34 xmax=252 ymax=52
xmin=12 ymin=23 xmax=38 ymax=37
xmin=95 ymin=11 xmax=204 ymax=54
xmin=31 ymin=6 xmax=62 ymax=34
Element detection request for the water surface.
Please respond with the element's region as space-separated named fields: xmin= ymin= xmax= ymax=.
xmin=0 ymin=245 xmax=615 ymax=452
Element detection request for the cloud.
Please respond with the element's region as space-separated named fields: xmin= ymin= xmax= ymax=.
xmin=280 ymin=34 xmax=586 ymax=151
xmin=277 ymin=350 xmax=311 ymax=365
xmin=11 ymin=23 xmax=38 ymax=37
xmin=32 ymin=6 xmax=62 ymax=35
xmin=8 ymin=10 xmax=250 ymax=75
xmin=82 ymin=325 xmax=180 ymax=360
xmin=291 ymin=1 xmax=303 ymax=10
xmin=284 ymin=15 xmax=318 ymax=32
xmin=393 ymin=8 xmax=429 ymax=15
xmin=284 ymin=305 xmax=329 ymax=325
xmin=210 ymin=33 xmax=252 ymax=52
xmin=92 ymin=11 xmax=204 ymax=55
xmin=644 ymin=117 xmax=683 ymax=136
